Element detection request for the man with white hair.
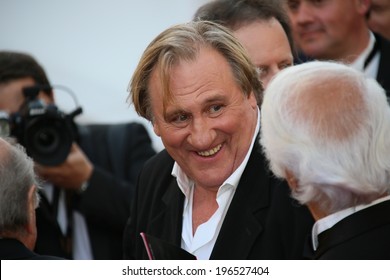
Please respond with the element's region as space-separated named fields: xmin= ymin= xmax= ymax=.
xmin=260 ymin=61 xmax=390 ymax=259
xmin=0 ymin=137 xmax=63 ymax=259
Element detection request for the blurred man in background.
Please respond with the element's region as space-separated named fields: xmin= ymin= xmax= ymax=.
xmin=285 ymin=0 xmax=390 ymax=97
xmin=367 ymin=0 xmax=390 ymax=40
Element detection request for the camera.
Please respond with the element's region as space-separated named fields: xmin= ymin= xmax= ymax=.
xmin=0 ymin=85 xmax=82 ymax=166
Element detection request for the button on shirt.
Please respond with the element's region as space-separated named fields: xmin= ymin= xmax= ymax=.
xmin=172 ymin=109 xmax=260 ymax=260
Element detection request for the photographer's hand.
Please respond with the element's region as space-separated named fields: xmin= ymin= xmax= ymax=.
xmin=35 ymin=143 xmax=93 ymax=191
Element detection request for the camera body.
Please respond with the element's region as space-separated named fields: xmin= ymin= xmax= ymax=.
xmin=0 ymin=86 xmax=82 ymax=166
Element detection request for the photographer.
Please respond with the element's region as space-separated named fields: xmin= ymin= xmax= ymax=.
xmin=0 ymin=51 xmax=156 ymax=259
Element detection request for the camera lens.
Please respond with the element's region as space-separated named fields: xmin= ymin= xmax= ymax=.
xmin=33 ymin=127 xmax=60 ymax=153
xmin=11 ymin=98 xmax=80 ymax=167
xmin=24 ymin=116 xmax=73 ymax=166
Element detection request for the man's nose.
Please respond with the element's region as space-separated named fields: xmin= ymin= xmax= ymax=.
xmin=295 ymin=3 xmax=315 ymax=25
xmin=187 ymin=117 xmax=216 ymax=150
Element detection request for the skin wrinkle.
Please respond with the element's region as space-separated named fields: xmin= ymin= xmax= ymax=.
xmin=159 ymin=44 xmax=202 ymax=115
xmin=166 ymin=68 xmax=223 ymax=121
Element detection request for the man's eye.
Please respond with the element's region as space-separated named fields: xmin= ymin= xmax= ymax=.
xmin=279 ymin=62 xmax=293 ymax=70
xmin=257 ymin=67 xmax=269 ymax=78
xmin=210 ymin=104 xmax=223 ymax=114
xmin=311 ymin=0 xmax=327 ymax=7
xmin=174 ymin=114 xmax=189 ymax=122
xmin=287 ymin=0 xmax=300 ymax=11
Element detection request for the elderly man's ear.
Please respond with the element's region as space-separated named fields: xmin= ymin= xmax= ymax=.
xmin=285 ymin=169 xmax=298 ymax=191
xmin=356 ymin=0 xmax=371 ymax=15
xmin=24 ymin=185 xmax=38 ymax=250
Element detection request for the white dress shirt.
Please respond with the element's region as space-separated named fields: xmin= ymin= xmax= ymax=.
xmin=349 ymin=32 xmax=380 ymax=79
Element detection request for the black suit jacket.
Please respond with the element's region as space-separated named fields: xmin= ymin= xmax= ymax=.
xmin=313 ymin=200 xmax=390 ymax=260
xmin=0 ymin=238 xmax=63 ymax=260
xmin=123 ymin=140 xmax=314 ymax=259
xmin=376 ymin=34 xmax=390 ymax=98
xmin=34 ymin=122 xmax=156 ymax=259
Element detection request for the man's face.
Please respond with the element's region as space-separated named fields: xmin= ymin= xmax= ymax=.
xmin=233 ymin=18 xmax=293 ymax=88
xmin=286 ymin=0 xmax=368 ymax=60
xmin=149 ymin=47 xmax=258 ymax=190
xmin=367 ymin=0 xmax=390 ymax=40
xmin=0 ymin=77 xmax=53 ymax=114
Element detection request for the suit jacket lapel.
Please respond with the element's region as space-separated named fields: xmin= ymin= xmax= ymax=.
xmin=149 ymin=177 xmax=184 ymax=246
xmin=376 ymin=34 xmax=390 ymax=98
xmin=210 ymin=141 xmax=271 ymax=259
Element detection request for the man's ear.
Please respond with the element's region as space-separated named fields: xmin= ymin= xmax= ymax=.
xmin=153 ymin=121 xmax=161 ymax=137
xmin=356 ymin=0 xmax=371 ymax=15
xmin=25 ymin=185 xmax=37 ymax=235
xmin=285 ymin=169 xmax=298 ymax=190
xmin=23 ymin=185 xmax=38 ymax=250
xmin=249 ymin=91 xmax=259 ymax=110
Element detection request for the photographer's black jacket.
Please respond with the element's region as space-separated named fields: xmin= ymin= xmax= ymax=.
xmin=34 ymin=122 xmax=156 ymax=259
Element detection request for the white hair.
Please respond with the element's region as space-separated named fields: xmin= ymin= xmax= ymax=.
xmin=0 ymin=137 xmax=41 ymax=233
xmin=260 ymin=61 xmax=390 ymax=214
